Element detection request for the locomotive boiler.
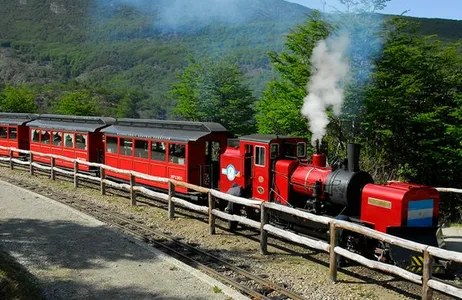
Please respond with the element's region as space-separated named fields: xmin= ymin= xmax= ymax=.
xmin=289 ymin=142 xmax=374 ymax=218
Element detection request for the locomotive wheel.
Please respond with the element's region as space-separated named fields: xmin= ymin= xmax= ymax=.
xmin=244 ymin=206 xmax=259 ymax=221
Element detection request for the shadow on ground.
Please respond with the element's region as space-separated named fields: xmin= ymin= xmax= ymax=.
xmin=0 ymin=218 xmax=216 ymax=300
xmin=0 ymin=218 xmax=153 ymax=270
xmin=0 ymin=246 xmax=45 ymax=300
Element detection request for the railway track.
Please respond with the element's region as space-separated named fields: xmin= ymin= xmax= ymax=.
xmin=3 ymin=175 xmax=306 ymax=300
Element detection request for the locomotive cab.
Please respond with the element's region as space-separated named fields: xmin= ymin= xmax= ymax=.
xmin=219 ymin=134 xmax=308 ymax=201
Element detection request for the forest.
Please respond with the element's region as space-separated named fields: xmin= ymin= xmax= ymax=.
xmin=0 ymin=0 xmax=461 ymax=222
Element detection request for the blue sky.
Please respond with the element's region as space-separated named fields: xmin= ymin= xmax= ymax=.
xmin=286 ymin=0 xmax=462 ymax=20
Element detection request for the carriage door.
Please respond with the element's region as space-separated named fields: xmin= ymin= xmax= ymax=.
xmin=244 ymin=144 xmax=253 ymax=197
xmin=253 ymin=145 xmax=269 ymax=201
xmin=204 ymin=141 xmax=221 ymax=188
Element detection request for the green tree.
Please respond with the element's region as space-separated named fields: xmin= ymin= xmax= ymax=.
xmin=116 ymin=95 xmax=139 ymax=118
xmin=53 ymin=90 xmax=100 ymax=116
xmin=0 ymin=85 xmax=38 ymax=113
xmin=363 ymin=18 xmax=462 ymax=181
xmin=362 ymin=18 xmax=462 ymax=220
xmin=256 ymin=1 xmax=390 ymax=149
xmin=255 ymin=10 xmax=332 ymax=137
xmin=168 ymin=57 xmax=256 ymax=135
xmin=329 ymin=0 xmax=392 ymax=144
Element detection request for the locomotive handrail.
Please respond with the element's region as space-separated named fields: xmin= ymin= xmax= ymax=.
xmin=435 ymin=187 xmax=462 ymax=194
xmin=1 ymin=145 xmax=462 ymax=300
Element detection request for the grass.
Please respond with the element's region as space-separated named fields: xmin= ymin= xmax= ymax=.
xmin=449 ymin=223 xmax=462 ymax=228
xmin=212 ymin=286 xmax=222 ymax=294
xmin=131 ymin=206 xmax=144 ymax=213
xmin=0 ymin=248 xmax=45 ymax=300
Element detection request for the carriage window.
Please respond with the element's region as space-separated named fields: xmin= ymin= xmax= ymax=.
xmin=297 ymin=142 xmax=306 ymax=158
xmin=75 ymin=134 xmax=87 ymax=150
xmin=32 ymin=129 xmax=40 ymax=142
xmin=212 ymin=141 xmax=220 ymax=162
xmin=270 ymin=144 xmax=279 ymax=159
xmin=106 ymin=136 xmax=118 ymax=154
xmin=151 ymin=142 xmax=166 ymax=162
xmin=245 ymin=144 xmax=252 ymax=154
xmin=41 ymin=130 xmax=51 ymax=144
xmin=134 ymin=140 xmax=148 ymax=159
xmin=52 ymin=132 xmax=62 ymax=146
xmin=64 ymin=133 xmax=74 ymax=148
xmin=169 ymin=143 xmax=185 ymax=165
xmin=255 ymin=146 xmax=266 ymax=167
xmin=0 ymin=127 xmax=6 ymax=139
xmin=120 ymin=138 xmax=133 ymax=156
xmin=8 ymin=128 xmax=17 ymax=140
xmin=205 ymin=141 xmax=220 ymax=162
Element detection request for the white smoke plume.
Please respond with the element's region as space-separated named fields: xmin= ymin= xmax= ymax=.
xmin=96 ymin=0 xmax=255 ymax=32
xmin=301 ymin=31 xmax=351 ymax=146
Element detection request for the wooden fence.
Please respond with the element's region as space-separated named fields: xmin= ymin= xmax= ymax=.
xmin=0 ymin=146 xmax=461 ymax=300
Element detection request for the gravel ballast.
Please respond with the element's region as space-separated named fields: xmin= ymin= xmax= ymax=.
xmin=0 ymin=166 xmax=456 ymax=300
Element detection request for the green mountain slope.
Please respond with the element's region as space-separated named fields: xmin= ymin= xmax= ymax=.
xmin=0 ymin=0 xmax=312 ymax=117
xmin=0 ymin=0 xmax=460 ymax=118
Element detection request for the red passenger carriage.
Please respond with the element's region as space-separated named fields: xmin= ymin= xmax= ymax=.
xmin=101 ymin=119 xmax=229 ymax=199
xmin=27 ymin=114 xmax=115 ymax=172
xmin=0 ymin=113 xmax=37 ymax=157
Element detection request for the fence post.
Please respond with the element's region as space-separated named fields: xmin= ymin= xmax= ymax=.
xmin=100 ymin=167 xmax=106 ymax=195
xmin=422 ymin=249 xmax=434 ymax=300
xmin=50 ymin=157 xmax=55 ymax=180
xmin=329 ymin=221 xmax=339 ymax=282
xmin=9 ymin=150 xmax=13 ymax=170
xmin=73 ymin=161 xmax=79 ymax=188
xmin=260 ymin=202 xmax=269 ymax=255
xmin=130 ymin=174 xmax=136 ymax=206
xmin=29 ymin=153 xmax=34 ymax=175
xmin=208 ymin=192 xmax=216 ymax=235
xmin=168 ymin=181 xmax=175 ymax=220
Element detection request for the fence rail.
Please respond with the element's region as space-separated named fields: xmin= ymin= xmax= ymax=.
xmin=1 ymin=146 xmax=461 ymax=300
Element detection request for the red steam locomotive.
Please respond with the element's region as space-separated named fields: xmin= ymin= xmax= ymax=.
xmin=0 ymin=113 xmax=449 ymax=274
xmin=219 ymin=134 xmax=444 ymax=271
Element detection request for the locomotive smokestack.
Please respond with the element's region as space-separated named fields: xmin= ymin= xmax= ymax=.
xmin=347 ymin=143 xmax=361 ymax=172
xmin=312 ymin=139 xmax=326 ymax=167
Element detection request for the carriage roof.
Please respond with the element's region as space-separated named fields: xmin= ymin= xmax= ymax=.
xmin=0 ymin=113 xmax=39 ymax=126
xmin=101 ymin=118 xmax=228 ymax=142
xmin=27 ymin=114 xmax=115 ymax=133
